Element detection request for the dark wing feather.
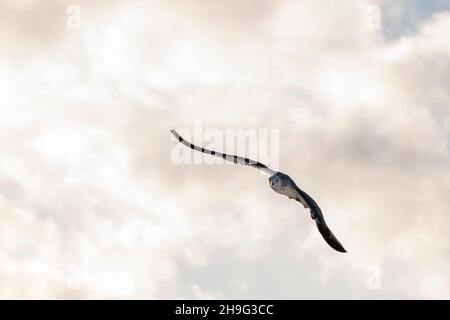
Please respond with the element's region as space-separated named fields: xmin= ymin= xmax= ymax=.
xmin=314 ymin=215 xmax=347 ymax=253
xmin=294 ymin=185 xmax=347 ymax=253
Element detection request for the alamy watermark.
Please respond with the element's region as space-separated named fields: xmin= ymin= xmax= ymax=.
xmin=366 ymin=4 xmax=381 ymax=30
xmin=67 ymin=5 xmax=82 ymax=30
xmin=366 ymin=264 xmax=382 ymax=290
xmin=66 ymin=265 xmax=84 ymax=290
xmin=171 ymin=122 xmax=280 ymax=173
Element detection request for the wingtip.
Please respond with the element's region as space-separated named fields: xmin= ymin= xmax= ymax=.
xmin=315 ymin=218 xmax=347 ymax=253
xmin=331 ymin=241 xmax=347 ymax=253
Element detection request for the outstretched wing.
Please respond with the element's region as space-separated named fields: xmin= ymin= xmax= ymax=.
xmin=293 ymin=185 xmax=347 ymax=253
xmin=314 ymin=216 xmax=346 ymax=253
xmin=171 ymin=129 xmax=276 ymax=175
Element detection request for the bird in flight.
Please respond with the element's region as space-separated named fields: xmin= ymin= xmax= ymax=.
xmin=171 ymin=129 xmax=346 ymax=253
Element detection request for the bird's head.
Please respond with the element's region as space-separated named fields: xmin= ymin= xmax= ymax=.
xmin=268 ymin=174 xmax=282 ymax=191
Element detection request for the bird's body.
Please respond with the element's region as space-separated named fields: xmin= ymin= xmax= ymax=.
xmin=268 ymin=171 xmax=346 ymax=252
xmin=269 ymin=172 xmax=309 ymax=208
xmin=171 ymin=129 xmax=347 ymax=253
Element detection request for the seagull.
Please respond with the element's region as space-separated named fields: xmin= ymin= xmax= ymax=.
xmin=171 ymin=129 xmax=346 ymax=253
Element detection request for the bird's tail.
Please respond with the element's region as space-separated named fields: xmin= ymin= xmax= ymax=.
xmin=315 ymin=216 xmax=347 ymax=253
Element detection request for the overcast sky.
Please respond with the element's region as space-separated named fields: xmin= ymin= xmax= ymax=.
xmin=0 ymin=0 xmax=450 ymax=299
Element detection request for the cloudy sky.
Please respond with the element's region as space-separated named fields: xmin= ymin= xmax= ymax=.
xmin=1 ymin=0 xmax=450 ymax=299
